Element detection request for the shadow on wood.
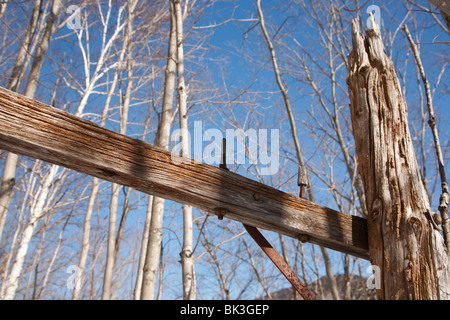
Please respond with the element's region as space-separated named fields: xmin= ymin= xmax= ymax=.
xmin=0 ymin=86 xmax=369 ymax=259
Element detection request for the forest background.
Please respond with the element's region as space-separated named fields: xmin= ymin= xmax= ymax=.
xmin=0 ymin=0 xmax=448 ymax=300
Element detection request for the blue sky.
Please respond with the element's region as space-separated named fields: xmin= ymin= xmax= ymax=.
xmin=0 ymin=0 xmax=449 ymax=299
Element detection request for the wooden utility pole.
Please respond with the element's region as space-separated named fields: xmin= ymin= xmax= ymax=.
xmin=346 ymin=17 xmax=450 ymax=299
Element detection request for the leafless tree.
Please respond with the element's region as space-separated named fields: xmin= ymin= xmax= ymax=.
xmin=0 ymin=0 xmax=62 ymax=300
xmin=140 ymin=0 xmax=177 ymax=300
xmin=256 ymin=0 xmax=340 ymax=300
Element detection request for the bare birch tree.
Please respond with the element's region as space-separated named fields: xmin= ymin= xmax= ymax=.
xmin=67 ymin=0 xmax=167 ymax=300
xmin=102 ymin=0 xmax=137 ymax=300
xmin=72 ymin=2 xmax=127 ymax=118
xmin=403 ymin=24 xmax=449 ymax=251
xmin=172 ymin=0 xmax=196 ymax=300
xmin=0 ymin=0 xmax=43 ymax=244
xmin=256 ymin=0 xmax=340 ymax=300
xmin=0 ymin=0 xmax=62 ymax=300
xmin=0 ymin=0 xmax=448 ymax=300
xmin=140 ymin=1 xmax=177 ymax=300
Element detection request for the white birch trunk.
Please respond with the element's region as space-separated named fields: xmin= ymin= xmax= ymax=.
xmin=101 ymin=0 xmax=136 ymax=300
xmin=0 ymin=0 xmax=43 ymax=244
xmin=0 ymin=165 xmax=58 ymax=299
xmin=0 ymin=0 xmax=61 ymax=300
xmin=140 ymin=1 xmax=177 ymax=300
xmin=133 ymin=195 xmax=153 ymax=299
xmin=173 ymin=0 xmax=196 ymax=300
xmin=101 ymin=182 xmax=119 ymax=300
xmin=73 ymin=2 xmax=129 ymax=299
xmin=140 ymin=197 xmax=165 ymax=300
xmin=72 ymin=177 xmax=98 ymax=300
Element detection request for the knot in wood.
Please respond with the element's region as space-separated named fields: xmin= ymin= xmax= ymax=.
xmin=404 ymin=259 xmax=413 ymax=282
xmin=180 ymin=248 xmax=193 ymax=259
xmin=432 ymin=213 xmax=442 ymax=226
xmin=407 ymin=217 xmax=423 ymax=242
xmin=427 ymin=115 xmax=436 ymax=126
xmin=370 ymin=198 xmax=383 ymax=222
xmin=425 ymin=209 xmax=442 ymax=231
xmin=439 ymin=189 xmax=449 ymax=210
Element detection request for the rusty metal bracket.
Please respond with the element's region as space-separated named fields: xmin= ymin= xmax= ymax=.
xmin=243 ymin=224 xmax=316 ymax=300
xmin=218 ymin=156 xmax=315 ymax=298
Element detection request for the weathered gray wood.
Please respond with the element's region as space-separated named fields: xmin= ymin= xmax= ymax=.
xmin=0 ymin=86 xmax=369 ymax=259
xmin=426 ymin=0 xmax=450 ymax=16
xmin=346 ymin=18 xmax=450 ymax=299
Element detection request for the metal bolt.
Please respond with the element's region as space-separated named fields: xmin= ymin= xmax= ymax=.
xmin=219 ymin=138 xmax=229 ymax=171
xmin=299 ymin=234 xmax=310 ymax=243
xmin=216 ymin=208 xmax=227 ymax=220
xmin=253 ymin=193 xmax=260 ymax=201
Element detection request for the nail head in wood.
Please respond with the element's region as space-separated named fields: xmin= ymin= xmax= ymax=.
xmin=215 ymin=208 xmax=227 ymax=220
xmin=298 ymin=234 xmax=310 ymax=243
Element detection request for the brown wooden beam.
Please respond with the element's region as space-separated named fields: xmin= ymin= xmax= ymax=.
xmin=0 ymin=86 xmax=369 ymax=259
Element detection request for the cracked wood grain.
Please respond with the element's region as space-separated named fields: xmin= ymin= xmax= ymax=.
xmin=0 ymin=86 xmax=369 ymax=259
xmin=346 ymin=18 xmax=449 ymax=299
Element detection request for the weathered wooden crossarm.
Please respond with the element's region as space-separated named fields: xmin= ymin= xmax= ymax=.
xmin=0 ymin=86 xmax=369 ymax=259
